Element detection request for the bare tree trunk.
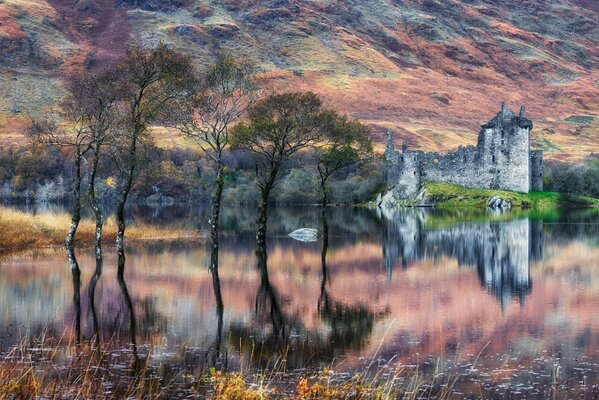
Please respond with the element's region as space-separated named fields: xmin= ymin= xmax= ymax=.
xmin=88 ymin=144 xmax=104 ymax=340
xmin=209 ymin=163 xmax=224 ymax=272
xmin=321 ymin=178 xmax=328 ymax=209
xmin=256 ymin=168 xmax=278 ymax=248
xmin=66 ymin=148 xmax=83 ymax=249
xmin=88 ymin=143 xmax=103 ymax=256
xmin=116 ymin=136 xmax=137 ymax=259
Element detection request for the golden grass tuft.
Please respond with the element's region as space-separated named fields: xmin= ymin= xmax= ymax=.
xmin=0 ymin=206 xmax=201 ymax=251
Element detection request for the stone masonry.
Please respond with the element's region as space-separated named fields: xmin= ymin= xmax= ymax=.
xmin=385 ymin=102 xmax=543 ymax=195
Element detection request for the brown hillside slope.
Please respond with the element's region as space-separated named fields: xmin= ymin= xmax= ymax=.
xmin=0 ymin=0 xmax=597 ymax=161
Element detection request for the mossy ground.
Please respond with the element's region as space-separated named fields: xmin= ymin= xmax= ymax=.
xmin=423 ymin=181 xmax=599 ymax=209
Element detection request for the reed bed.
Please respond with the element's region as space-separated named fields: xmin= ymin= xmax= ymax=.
xmin=0 ymin=206 xmax=202 ymax=251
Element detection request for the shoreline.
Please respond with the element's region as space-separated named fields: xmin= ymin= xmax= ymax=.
xmin=0 ymin=206 xmax=204 ymax=253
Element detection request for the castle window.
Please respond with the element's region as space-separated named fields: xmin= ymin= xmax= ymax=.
xmin=401 ymin=156 xmax=404 ymax=162
xmin=492 ymin=155 xmax=495 ymax=163
xmin=414 ymin=171 xmax=416 ymax=175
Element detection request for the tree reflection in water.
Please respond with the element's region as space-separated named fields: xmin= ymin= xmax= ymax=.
xmin=228 ymin=212 xmax=383 ymax=370
xmin=209 ymin=243 xmax=226 ymax=368
xmin=117 ymin=249 xmax=140 ymax=368
xmin=87 ymin=243 xmax=102 ymax=348
xmin=319 ymin=207 xmax=386 ymax=353
xmin=67 ymin=246 xmax=81 ymax=345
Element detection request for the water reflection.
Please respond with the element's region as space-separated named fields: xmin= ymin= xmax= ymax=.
xmin=319 ymin=209 xmax=382 ymax=353
xmin=1 ymin=205 xmax=599 ymax=397
xmin=117 ymin=251 xmax=139 ymax=365
xmin=67 ymin=247 xmax=81 ymax=345
xmin=209 ymin=245 xmax=225 ymax=367
xmin=87 ymin=246 xmax=102 ymax=348
xmin=381 ymin=208 xmax=541 ymax=310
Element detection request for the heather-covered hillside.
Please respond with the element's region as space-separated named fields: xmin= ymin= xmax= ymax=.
xmin=1 ymin=0 xmax=598 ymax=160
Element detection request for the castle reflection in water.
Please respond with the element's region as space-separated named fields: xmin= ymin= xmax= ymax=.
xmin=379 ymin=208 xmax=543 ymax=310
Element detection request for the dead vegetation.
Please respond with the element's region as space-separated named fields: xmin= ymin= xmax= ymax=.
xmin=0 ymin=206 xmax=201 ymax=251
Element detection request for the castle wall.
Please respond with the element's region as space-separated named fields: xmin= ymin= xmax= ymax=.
xmin=419 ymin=146 xmax=489 ymax=190
xmin=384 ymin=102 xmax=542 ymax=196
xmin=497 ymin=126 xmax=531 ymax=193
xmin=392 ymin=151 xmax=420 ymax=195
xmin=530 ymin=150 xmax=543 ymax=191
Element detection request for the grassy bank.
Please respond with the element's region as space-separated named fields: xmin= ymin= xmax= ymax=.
xmin=0 ymin=206 xmax=201 ymax=251
xmin=423 ymin=182 xmax=599 ymax=209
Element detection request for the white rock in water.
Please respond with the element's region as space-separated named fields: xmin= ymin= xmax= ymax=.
xmin=288 ymin=228 xmax=320 ymax=242
xmin=487 ymin=195 xmax=512 ymax=210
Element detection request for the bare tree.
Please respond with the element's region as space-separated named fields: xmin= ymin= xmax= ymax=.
xmin=177 ymin=55 xmax=260 ymax=273
xmin=111 ymin=44 xmax=195 ymax=262
xmin=65 ymin=70 xmax=119 ymax=254
xmin=26 ymin=119 xmax=92 ymax=248
xmin=26 ymin=69 xmax=119 ymax=249
xmin=231 ymin=92 xmax=327 ymax=246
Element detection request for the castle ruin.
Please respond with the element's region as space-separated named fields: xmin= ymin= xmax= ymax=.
xmin=385 ymin=102 xmax=543 ymax=195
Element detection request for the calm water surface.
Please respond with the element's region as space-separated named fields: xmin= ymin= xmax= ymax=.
xmin=1 ymin=205 xmax=599 ymax=398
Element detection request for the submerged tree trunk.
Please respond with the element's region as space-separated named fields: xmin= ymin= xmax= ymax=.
xmin=209 ymin=163 xmax=224 ymax=273
xmin=67 ymin=247 xmax=81 ymax=345
xmin=116 ymin=136 xmax=138 ymax=258
xmin=210 ymin=261 xmax=224 ymax=365
xmin=66 ymin=148 xmax=84 ymax=249
xmin=88 ymin=143 xmax=104 ymax=341
xmin=256 ymin=167 xmax=278 ymax=248
xmin=117 ymin=251 xmax=139 ymax=367
xmin=88 ymin=246 xmax=102 ymax=349
xmin=318 ymin=204 xmax=330 ymax=313
xmin=256 ymin=242 xmax=285 ymax=340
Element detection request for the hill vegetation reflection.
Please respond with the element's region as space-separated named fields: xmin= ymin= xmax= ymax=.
xmin=1 ymin=205 xmax=599 ymax=396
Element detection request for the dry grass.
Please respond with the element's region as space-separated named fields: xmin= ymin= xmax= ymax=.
xmin=0 ymin=206 xmax=202 ymax=251
xmin=0 ymin=333 xmax=457 ymax=400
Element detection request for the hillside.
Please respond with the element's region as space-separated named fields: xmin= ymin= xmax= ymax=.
xmin=1 ymin=0 xmax=598 ymax=161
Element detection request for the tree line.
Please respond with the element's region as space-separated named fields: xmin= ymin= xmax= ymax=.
xmin=23 ymin=44 xmax=375 ymax=265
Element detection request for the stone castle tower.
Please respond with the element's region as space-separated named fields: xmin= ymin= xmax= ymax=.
xmin=385 ymin=102 xmax=543 ymax=195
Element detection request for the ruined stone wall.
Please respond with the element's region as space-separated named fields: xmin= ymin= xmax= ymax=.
xmin=530 ymin=150 xmax=543 ymax=191
xmin=384 ymin=102 xmax=542 ymax=196
xmin=419 ymin=146 xmax=490 ymax=189
xmin=496 ymin=125 xmax=531 ymax=193
xmin=391 ymin=151 xmax=421 ymax=195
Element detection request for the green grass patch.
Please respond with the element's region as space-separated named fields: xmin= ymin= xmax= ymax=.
xmin=423 ymin=181 xmax=599 ymax=209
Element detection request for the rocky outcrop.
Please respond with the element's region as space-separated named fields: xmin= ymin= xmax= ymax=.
xmin=376 ymin=187 xmax=435 ymax=209
xmin=487 ymin=196 xmax=512 ymax=210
